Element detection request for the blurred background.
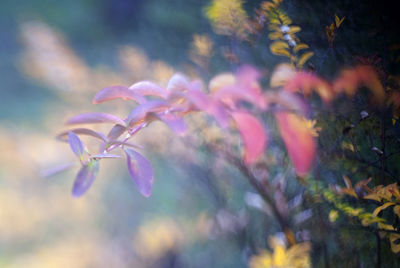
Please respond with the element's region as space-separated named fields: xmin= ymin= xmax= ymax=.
xmin=0 ymin=0 xmax=254 ymax=267
xmin=1 ymin=0 xmax=399 ymax=267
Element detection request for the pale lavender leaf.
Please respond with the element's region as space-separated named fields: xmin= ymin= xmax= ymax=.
xmin=72 ymin=160 xmax=99 ymax=197
xmin=67 ymin=112 xmax=126 ymax=127
xmin=124 ymin=148 xmax=154 ymax=197
xmin=166 ymin=73 xmax=190 ymax=92
xmin=186 ymin=90 xmax=229 ymax=128
xmin=91 ymin=154 xmax=121 ymax=159
xmin=186 ymin=89 xmax=209 ymax=110
xmin=129 ymin=81 xmax=167 ymax=98
xmin=93 ymin=86 xmax=146 ymax=104
xmin=157 ymin=113 xmax=187 ymax=135
xmin=68 ymin=131 xmax=85 ymax=158
xmin=57 ymin=128 xmax=108 ymax=142
xmin=126 ymin=100 xmax=168 ymax=126
xmin=107 ymin=124 xmax=127 ymax=140
xmin=107 ymin=140 xmax=144 ymax=149
xmin=41 ymin=163 xmax=74 ymax=178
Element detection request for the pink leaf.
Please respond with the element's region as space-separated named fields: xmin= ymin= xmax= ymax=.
xmin=186 ymin=90 xmax=230 ymax=128
xmin=124 ymin=148 xmax=154 ymax=197
xmin=93 ymin=86 xmax=146 ymax=104
xmin=231 ymin=111 xmax=268 ymax=165
xmin=275 ymin=112 xmax=316 ymax=176
xmin=72 ymin=160 xmax=99 ymax=197
xmin=68 ymin=131 xmax=85 ymax=158
xmin=67 ymin=112 xmax=126 ymax=127
xmin=129 ymin=81 xmax=167 ymax=98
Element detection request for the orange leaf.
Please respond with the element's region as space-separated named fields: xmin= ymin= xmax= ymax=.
xmin=275 ymin=112 xmax=316 ymax=176
xmin=231 ymin=111 xmax=268 ymax=165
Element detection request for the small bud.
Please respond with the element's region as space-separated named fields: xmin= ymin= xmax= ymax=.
xmin=371 ymin=147 xmax=383 ymax=155
xmin=280 ymin=25 xmax=290 ymax=33
xmin=360 ymin=110 xmax=369 ymax=120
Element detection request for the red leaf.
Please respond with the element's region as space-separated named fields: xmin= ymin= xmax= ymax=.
xmin=93 ymin=86 xmax=146 ymax=104
xmin=67 ymin=113 xmax=126 ymax=127
xmin=68 ymin=131 xmax=85 ymax=158
xmin=231 ymin=111 xmax=268 ymax=165
xmin=72 ymin=160 xmax=99 ymax=197
xmin=333 ymin=65 xmax=384 ymax=103
xmin=275 ymin=112 xmax=316 ymax=176
xmin=124 ymin=148 xmax=154 ymax=197
xmin=284 ymin=72 xmax=334 ymax=104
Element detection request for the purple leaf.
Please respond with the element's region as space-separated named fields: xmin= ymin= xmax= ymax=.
xmin=124 ymin=148 xmax=154 ymax=197
xmin=126 ymin=100 xmax=168 ymax=126
xmin=93 ymin=86 xmax=146 ymax=104
xmin=91 ymin=153 xmax=121 ymax=159
xmin=186 ymin=90 xmax=230 ymax=128
xmin=72 ymin=160 xmax=99 ymax=197
xmin=68 ymin=131 xmax=85 ymax=158
xmin=129 ymin=81 xmax=167 ymax=98
xmin=67 ymin=112 xmax=126 ymax=127
xmin=107 ymin=124 xmax=127 ymax=140
xmin=155 ymin=113 xmax=187 ymax=135
xmin=107 ymin=140 xmax=143 ymax=149
xmin=57 ymin=128 xmax=108 ymax=142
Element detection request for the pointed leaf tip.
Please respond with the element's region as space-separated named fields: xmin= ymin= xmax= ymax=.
xmin=67 ymin=112 xmax=126 ymax=127
xmin=68 ymin=131 xmax=85 ymax=158
xmin=93 ymin=86 xmax=146 ymax=104
xmin=72 ymin=160 xmax=99 ymax=197
xmin=124 ymin=148 xmax=154 ymax=197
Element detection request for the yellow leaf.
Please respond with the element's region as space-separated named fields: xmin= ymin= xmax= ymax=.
xmin=297 ymin=52 xmax=314 ymax=67
xmin=343 ymin=175 xmax=353 ymax=189
xmin=378 ymin=222 xmax=395 ymax=231
xmin=209 ymin=73 xmax=236 ymax=93
xmin=329 ymin=210 xmax=339 ymax=222
xmin=334 ymin=14 xmax=345 ymax=28
xmin=289 ymin=26 xmax=301 ymax=34
xmin=389 ymin=234 xmax=400 ymax=253
xmin=394 ymin=205 xmax=400 ymax=217
xmin=270 ymin=41 xmax=289 ymax=50
xmin=268 ymin=31 xmax=284 ymax=40
xmin=270 ymin=42 xmax=291 ymax=57
xmin=372 ymin=202 xmax=396 ymax=217
xmin=270 ymin=63 xmax=296 ymax=87
xmin=293 ymin=43 xmax=309 ymax=53
xmin=273 ymin=245 xmax=287 ymax=266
